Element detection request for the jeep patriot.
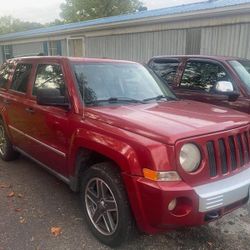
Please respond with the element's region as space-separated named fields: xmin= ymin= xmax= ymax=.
xmin=0 ymin=57 xmax=250 ymax=247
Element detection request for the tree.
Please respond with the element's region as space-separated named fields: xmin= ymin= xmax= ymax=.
xmin=60 ymin=0 xmax=147 ymax=23
xmin=0 ymin=16 xmax=43 ymax=35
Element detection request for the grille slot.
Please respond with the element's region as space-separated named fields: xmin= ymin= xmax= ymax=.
xmin=229 ymin=136 xmax=237 ymax=170
xmin=207 ymin=141 xmax=217 ymax=177
xmin=243 ymin=132 xmax=249 ymax=163
xmin=218 ymin=139 xmax=228 ymax=174
xmin=206 ymin=130 xmax=250 ymax=177
xmin=237 ymin=134 xmax=244 ymax=166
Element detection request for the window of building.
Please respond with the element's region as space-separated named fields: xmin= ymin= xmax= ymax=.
xmin=33 ymin=64 xmax=65 ymax=96
xmin=11 ymin=64 xmax=32 ymax=93
xmin=49 ymin=41 xmax=58 ymax=56
xmin=2 ymin=45 xmax=13 ymax=60
xmin=180 ymin=61 xmax=232 ymax=92
xmin=43 ymin=41 xmax=62 ymax=56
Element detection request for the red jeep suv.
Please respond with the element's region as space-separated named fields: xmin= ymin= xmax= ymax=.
xmin=0 ymin=56 xmax=250 ymax=247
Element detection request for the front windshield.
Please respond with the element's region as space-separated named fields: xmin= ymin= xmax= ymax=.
xmin=73 ymin=62 xmax=176 ymax=106
xmin=229 ymin=60 xmax=250 ymax=92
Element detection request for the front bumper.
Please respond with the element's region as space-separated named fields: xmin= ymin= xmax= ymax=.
xmin=123 ymin=168 xmax=250 ymax=234
xmin=194 ymin=167 xmax=250 ymax=212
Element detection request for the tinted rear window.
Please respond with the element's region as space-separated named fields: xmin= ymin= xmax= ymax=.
xmin=0 ymin=63 xmax=13 ymax=89
xmin=149 ymin=59 xmax=179 ymax=85
xmin=11 ymin=64 xmax=32 ymax=93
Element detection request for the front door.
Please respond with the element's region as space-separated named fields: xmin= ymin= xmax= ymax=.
xmin=174 ymin=59 xmax=236 ymax=109
xmin=25 ymin=63 xmax=71 ymax=176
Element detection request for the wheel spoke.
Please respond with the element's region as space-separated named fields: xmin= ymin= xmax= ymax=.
xmin=96 ymin=179 xmax=105 ymax=199
xmin=102 ymin=211 xmax=115 ymax=233
xmin=86 ymin=189 xmax=99 ymax=205
xmin=105 ymin=199 xmax=117 ymax=211
xmin=92 ymin=208 xmax=102 ymax=224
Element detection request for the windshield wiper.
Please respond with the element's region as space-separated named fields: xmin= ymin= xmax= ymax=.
xmin=143 ymin=95 xmax=176 ymax=102
xmin=86 ymin=97 xmax=146 ymax=105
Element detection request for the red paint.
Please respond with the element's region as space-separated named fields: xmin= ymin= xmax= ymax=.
xmin=0 ymin=56 xmax=249 ymax=235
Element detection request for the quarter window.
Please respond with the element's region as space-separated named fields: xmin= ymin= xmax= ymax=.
xmin=33 ymin=64 xmax=65 ymax=96
xmin=11 ymin=64 xmax=32 ymax=93
xmin=150 ymin=60 xmax=179 ymax=85
xmin=0 ymin=63 xmax=12 ymax=88
xmin=180 ymin=61 xmax=232 ymax=92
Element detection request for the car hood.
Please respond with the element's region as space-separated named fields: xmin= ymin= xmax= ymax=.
xmin=85 ymin=100 xmax=249 ymax=144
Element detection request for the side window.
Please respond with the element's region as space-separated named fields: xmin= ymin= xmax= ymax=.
xmin=11 ymin=64 xmax=32 ymax=93
xmin=33 ymin=64 xmax=65 ymax=96
xmin=150 ymin=60 xmax=179 ymax=84
xmin=0 ymin=63 xmax=12 ymax=88
xmin=180 ymin=61 xmax=232 ymax=92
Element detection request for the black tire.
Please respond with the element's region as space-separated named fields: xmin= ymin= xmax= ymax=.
xmin=0 ymin=120 xmax=19 ymax=161
xmin=80 ymin=162 xmax=136 ymax=247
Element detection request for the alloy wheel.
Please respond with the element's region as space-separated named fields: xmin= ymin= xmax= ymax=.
xmin=85 ymin=177 xmax=119 ymax=236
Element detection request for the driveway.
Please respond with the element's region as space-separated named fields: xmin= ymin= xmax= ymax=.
xmin=0 ymin=156 xmax=250 ymax=250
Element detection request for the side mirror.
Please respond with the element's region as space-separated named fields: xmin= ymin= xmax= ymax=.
xmin=36 ymin=88 xmax=70 ymax=108
xmin=214 ymin=81 xmax=240 ymax=102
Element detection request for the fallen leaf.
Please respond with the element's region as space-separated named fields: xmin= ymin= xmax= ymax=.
xmin=7 ymin=191 xmax=15 ymax=197
xmin=51 ymin=227 xmax=62 ymax=236
xmin=17 ymin=193 xmax=24 ymax=198
xmin=15 ymin=208 xmax=22 ymax=212
xmin=19 ymin=217 xmax=26 ymax=224
xmin=0 ymin=183 xmax=11 ymax=188
xmin=207 ymin=242 xmax=213 ymax=247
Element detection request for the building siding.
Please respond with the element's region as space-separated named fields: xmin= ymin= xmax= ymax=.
xmin=0 ymin=20 xmax=250 ymax=64
xmin=12 ymin=42 xmax=44 ymax=57
xmin=0 ymin=48 xmax=3 ymax=64
xmin=85 ymin=29 xmax=186 ymax=63
xmin=200 ymin=23 xmax=250 ymax=59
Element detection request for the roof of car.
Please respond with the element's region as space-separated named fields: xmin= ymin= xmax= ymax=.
xmin=0 ymin=0 xmax=250 ymax=42
xmin=7 ymin=56 xmax=137 ymax=64
xmin=150 ymin=55 xmax=248 ymax=62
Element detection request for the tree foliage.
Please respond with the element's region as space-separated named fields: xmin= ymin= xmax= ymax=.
xmin=0 ymin=16 xmax=43 ymax=35
xmin=60 ymin=0 xmax=147 ymax=23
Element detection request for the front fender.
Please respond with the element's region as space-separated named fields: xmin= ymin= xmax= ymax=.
xmin=68 ymin=127 xmax=143 ymax=177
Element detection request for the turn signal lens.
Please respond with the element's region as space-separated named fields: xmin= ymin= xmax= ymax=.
xmin=143 ymin=168 xmax=181 ymax=182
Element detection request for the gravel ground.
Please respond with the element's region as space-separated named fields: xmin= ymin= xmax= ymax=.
xmin=0 ymin=156 xmax=250 ymax=250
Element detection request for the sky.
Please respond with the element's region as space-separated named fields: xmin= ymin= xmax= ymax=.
xmin=0 ymin=0 xmax=206 ymax=24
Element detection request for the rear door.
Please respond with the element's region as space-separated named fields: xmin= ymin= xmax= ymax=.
xmin=4 ymin=63 xmax=34 ymax=152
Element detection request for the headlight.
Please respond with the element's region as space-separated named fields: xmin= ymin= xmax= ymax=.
xmin=179 ymin=143 xmax=201 ymax=173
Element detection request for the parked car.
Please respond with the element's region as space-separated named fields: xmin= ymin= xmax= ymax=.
xmin=0 ymin=57 xmax=250 ymax=247
xmin=148 ymin=55 xmax=250 ymax=114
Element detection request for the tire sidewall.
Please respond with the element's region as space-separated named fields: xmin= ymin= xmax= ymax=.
xmin=80 ymin=164 xmax=133 ymax=247
xmin=0 ymin=121 xmax=15 ymax=161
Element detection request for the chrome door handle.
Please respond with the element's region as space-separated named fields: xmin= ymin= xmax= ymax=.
xmin=25 ymin=107 xmax=35 ymax=113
